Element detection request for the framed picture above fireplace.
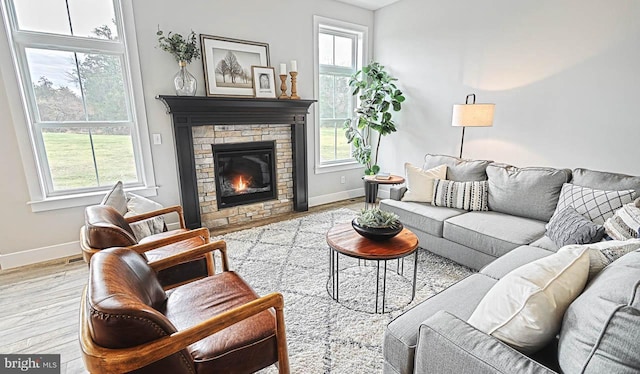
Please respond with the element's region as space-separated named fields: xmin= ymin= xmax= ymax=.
xmin=200 ymin=34 xmax=270 ymax=97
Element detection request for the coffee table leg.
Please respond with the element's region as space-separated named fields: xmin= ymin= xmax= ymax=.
xmin=375 ymin=261 xmax=380 ymax=313
xmin=336 ymin=252 xmax=340 ymax=302
xmin=412 ymin=250 xmax=418 ymax=300
xmin=382 ymin=260 xmax=388 ymax=313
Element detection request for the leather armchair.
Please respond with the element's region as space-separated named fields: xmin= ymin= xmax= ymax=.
xmin=80 ymin=204 xmax=214 ymax=288
xmin=80 ymin=244 xmax=289 ymax=374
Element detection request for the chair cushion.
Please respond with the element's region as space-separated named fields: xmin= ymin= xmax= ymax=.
xmin=487 ymin=163 xmax=571 ymax=221
xmin=165 ymin=271 xmax=277 ymax=373
xmin=423 ymin=154 xmax=492 ymax=181
xmin=384 ymin=274 xmax=496 ymax=374
xmin=84 ymin=205 xmax=137 ymax=249
xmin=101 ymin=180 xmax=128 ymax=215
xmin=141 ymin=230 xmax=210 ymax=287
xmin=87 ymin=248 xmax=194 ymax=374
xmin=443 ymin=211 xmax=547 ymax=257
xmin=558 ymin=249 xmax=640 ymax=373
xmin=380 ymin=199 xmax=466 ymax=237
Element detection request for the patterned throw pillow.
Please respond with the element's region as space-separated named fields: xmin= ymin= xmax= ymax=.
xmin=431 ymin=179 xmax=488 ymax=211
xmin=554 ymin=183 xmax=636 ymax=225
xmin=546 ymin=207 xmax=605 ymax=247
xmin=604 ymin=202 xmax=640 ymax=240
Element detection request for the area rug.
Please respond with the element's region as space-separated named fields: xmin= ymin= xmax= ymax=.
xmin=213 ymin=208 xmax=474 ymax=374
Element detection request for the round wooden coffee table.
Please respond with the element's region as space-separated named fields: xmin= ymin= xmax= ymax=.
xmin=326 ymin=223 xmax=419 ymax=313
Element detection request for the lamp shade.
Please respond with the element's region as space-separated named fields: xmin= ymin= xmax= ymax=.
xmin=451 ymin=103 xmax=495 ymax=127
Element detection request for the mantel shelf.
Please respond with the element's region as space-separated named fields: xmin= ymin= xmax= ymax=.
xmin=157 ymin=95 xmax=316 ymax=114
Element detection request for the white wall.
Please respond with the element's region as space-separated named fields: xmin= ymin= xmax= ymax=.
xmin=373 ymin=0 xmax=640 ymax=176
xmin=0 ymin=0 xmax=373 ymax=267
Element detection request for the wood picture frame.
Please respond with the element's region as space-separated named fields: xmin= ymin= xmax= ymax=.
xmin=200 ymin=35 xmax=270 ymax=97
xmin=251 ymin=66 xmax=277 ymax=98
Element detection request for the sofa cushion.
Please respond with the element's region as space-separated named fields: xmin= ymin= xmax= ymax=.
xmin=468 ymin=246 xmax=590 ymax=354
xmin=553 ymin=183 xmax=635 ymax=225
xmin=487 ymin=164 xmax=571 ymax=221
xmin=529 ymin=235 xmax=559 ymax=252
xmin=431 ymin=179 xmax=489 ymax=211
xmin=558 ymin=249 xmax=640 ymax=373
xmin=571 ymin=168 xmax=640 ymax=197
xmin=480 ymin=245 xmax=555 ymax=280
xmin=384 ymin=273 xmax=495 ymax=374
xmin=423 ymin=154 xmax=492 ymax=181
xmin=443 ymin=211 xmax=547 ymax=257
xmin=380 ymin=199 xmax=465 ymax=237
xmin=401 ymin=163 xmax=447 ymax=203
xmin=545 ymin=206 xmax=605 ymax=247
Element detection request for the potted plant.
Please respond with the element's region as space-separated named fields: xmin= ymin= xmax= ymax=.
xmin=343 ymin=61 xmax=405 ymax=175
xmin=352 ymin=208 xmax=403 ymax=241
xmin=157 ymin=28 xmax=201 ymax=96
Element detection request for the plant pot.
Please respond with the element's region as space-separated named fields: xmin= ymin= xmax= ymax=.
xmin=352 ymin=218 xmax=403 ymax=242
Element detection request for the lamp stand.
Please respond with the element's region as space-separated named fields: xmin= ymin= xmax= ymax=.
xmin=459 ymin=126 xmax=466 ymax=158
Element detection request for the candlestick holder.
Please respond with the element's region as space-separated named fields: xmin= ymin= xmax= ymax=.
xmin=278 ymin=74 xmax=289 ymax=99
xmin=289 ymin=71 xmax=300 ymax=100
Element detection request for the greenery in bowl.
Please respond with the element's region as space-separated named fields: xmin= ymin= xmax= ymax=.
xmin=356 ymin=208 xmax=401 ymax=229
xmin=156 ymin=28 xmax=201 ymax=64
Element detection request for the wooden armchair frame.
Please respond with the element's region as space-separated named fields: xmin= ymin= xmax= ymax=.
xmin=80 ymin=241 xmax=289 ymax=374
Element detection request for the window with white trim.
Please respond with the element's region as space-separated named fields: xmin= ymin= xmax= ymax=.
xmin=1 ymin=0 xmax=148 ymax=198
xmin=314 ymin=16 xmax=367 ymax=170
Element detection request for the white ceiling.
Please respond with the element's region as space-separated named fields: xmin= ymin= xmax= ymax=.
xmin=334 ymin=0 xmax=402 ymax=11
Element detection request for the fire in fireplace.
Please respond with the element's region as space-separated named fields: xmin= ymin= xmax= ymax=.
xmin=212 ymin=141 xmax=277 ymax=209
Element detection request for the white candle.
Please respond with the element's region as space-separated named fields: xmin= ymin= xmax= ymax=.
xmin=290 ymin=60 xmax=298 ymax=72
xmin=280 ymin=63 xmax=287 ymax=75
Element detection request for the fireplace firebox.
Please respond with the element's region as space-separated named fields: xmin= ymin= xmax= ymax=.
xmin=212 ymin=141 xmax=277 ymax=209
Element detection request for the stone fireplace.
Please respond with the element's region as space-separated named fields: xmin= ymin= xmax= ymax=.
xmin=193 ymin=125 xmax=293 ymax=228
xmin=158 ymin=96 xmax=315 ymax=229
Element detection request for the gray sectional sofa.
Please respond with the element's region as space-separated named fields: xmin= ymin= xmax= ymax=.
xmin=380 ymin=154 xmax=640 ymax=374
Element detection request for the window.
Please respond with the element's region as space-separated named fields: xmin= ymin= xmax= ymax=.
xmin=313 ymin=16 xmax=367 ymax=172
xmin=1 ymin=0 xmax=154 ymax=206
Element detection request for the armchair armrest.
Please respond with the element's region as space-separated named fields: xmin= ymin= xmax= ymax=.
xmin=390 ymin=186 xmax=407 ymax=201
xmin=127 ymin=227 xmax=210 ymax=255
xmin=125 ymin=205 xmax=186 ymax=229
xmin=415 ymin=311 xmax=556 ymax=374
xmin=80 ymin=289 xmax=288 ymax=374
xmin=147 ymin=240 xmax=229 ymax=273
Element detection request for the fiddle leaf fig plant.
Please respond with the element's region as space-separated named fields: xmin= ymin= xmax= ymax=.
xmin=344 ymin=61 xmax=405 ymax=175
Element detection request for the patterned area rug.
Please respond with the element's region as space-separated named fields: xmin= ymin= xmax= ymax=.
xmin=213 ymin=208 xmax=474 ymax=374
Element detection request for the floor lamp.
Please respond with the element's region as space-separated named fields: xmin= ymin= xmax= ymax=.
xmin=451 ymin=94 xmax=495 ymax=158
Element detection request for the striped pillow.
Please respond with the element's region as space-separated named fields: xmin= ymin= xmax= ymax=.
xmin=432 ymin=179 xmax=489 ymax=211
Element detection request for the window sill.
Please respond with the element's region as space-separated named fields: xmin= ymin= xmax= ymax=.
xmin=28 ymin=185 xmax=159 ymax=212
xmin=315 ymin=161 xmax=363 ymax=175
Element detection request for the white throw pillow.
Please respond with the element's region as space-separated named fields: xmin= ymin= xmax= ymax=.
xmin=125 ymin=193 xmax=166 ymax=241
xmin=100 ymin=181 xmax=128 ymax=215
xmin=401 ymin=163 xmax=447 ymax=203
xmin=467 ymin=246 xmax=590 ymax=354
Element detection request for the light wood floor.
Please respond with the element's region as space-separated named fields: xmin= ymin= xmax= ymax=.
xmin=0 ymin=198 xmax=363 ymax=373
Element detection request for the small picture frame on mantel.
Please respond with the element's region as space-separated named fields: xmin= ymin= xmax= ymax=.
xmin=251 ymin=66 xmax=277 ymax=98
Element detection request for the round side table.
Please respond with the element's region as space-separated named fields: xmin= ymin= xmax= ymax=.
xmin=363 ymin=175 xmax=405 ymax=209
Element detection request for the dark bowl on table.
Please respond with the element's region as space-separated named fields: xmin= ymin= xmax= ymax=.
xmin=352 ymin=218 xmax=403 ymax=242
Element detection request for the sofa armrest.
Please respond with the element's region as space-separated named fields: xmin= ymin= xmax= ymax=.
xmin=415 ymin=311 xmax=556 ymax=374
xmin=390 ymin=186 xmax=407 ymax=201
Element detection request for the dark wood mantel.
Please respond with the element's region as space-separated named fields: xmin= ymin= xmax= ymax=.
xmin=157 ymin=95 xmax=315 ymax=229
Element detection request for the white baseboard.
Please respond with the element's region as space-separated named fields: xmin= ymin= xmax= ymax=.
xmin=309 ymin=188 xmax=364 ymax=207
xmin=0 ymin=241 xmax=82 ymax=270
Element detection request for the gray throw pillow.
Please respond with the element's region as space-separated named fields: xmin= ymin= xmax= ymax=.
xmin=545 ymin=206 xmax=605 ymax=247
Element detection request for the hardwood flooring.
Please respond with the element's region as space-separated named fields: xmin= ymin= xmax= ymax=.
xmin=0 ymin=198 xmax=363 ymax=373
